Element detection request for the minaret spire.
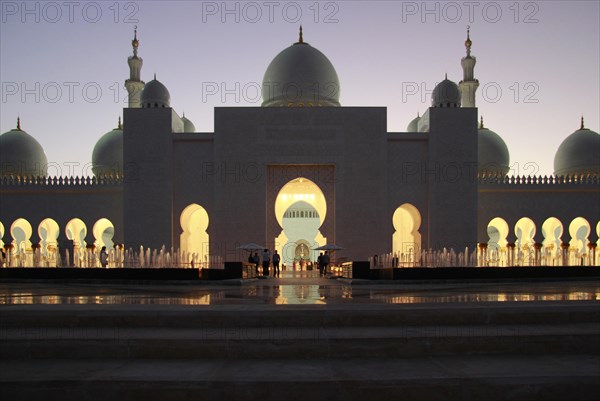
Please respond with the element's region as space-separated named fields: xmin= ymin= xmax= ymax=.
xmin=298 ymin=25 xmax=304 ymax=43
xmin=580 ymin=116 xmax=585 ymax=129
xmin=459 ymin=26 xmax=479 ymax=108
xmin=465 ymin=26 xmax=472 ymax=57
xmin=16 ymin=116 xmax=21 ymax=130
xmin=132 ymin=25 xmax=139 ymax=57
xmin=125 ymin=26 xmax=145 ymax=108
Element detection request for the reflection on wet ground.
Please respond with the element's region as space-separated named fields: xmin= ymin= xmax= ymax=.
xmin=1 ymin=272 xmax=599 ymax=306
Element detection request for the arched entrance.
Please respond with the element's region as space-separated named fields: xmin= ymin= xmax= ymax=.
xmin=0 ymin=221 xmax=5 ymax=250
xmin=93 ymin=218 xmax=115 ymax=250
xmin=180 ymin=204 xmax=209 ymax=267
xmin=274 ymin=178 xmax=327 ymax=267
xmin=514 ymin=217 xmax=536 ymax=265
xmin=487 ymin=217 xmax=509 ymax=266
xmin=38 ymin=218 xmax=60 ymax=267
xmin=542 ymin=217 xmax=563 ymax=263
xmin=11 ymin=218 xmax=33 ymax=266
xmin=392 ymin=203 xmax=422 ymax=266
xmin=65 ymin=218 xmax=87 ymax=267
xmin=569 ymin=217 xmax=590 ymax=254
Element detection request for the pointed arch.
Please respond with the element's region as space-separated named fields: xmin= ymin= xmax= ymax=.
xmin=65 ymin=218 xmax=87 ymax=248
xmin=541 ymin=217 xmax=563 ymax=254
xmin=180 ymin=204 xmax=209 ymax=267
xmin=38 ymin=218 xmax=60 ymax=267
xmin=515 ymin=217 xmax=536 ymax=250
xmin=487 ymin=217 xmax=509 ymax=251
xmin=274 ymin=178 xmax=327 ymax=265
xmin=10 ymin=218 xmax=33 ymax=266
xmin=11 ymin=218 xmax=33 ymax=253
xmin=514 ymin=217 xmax=536 ymax=265
xmin=569 ymin=217 xmax=591 ymax=253
xmin=0 ymin=221 xmax=4 ymax=250
xmin=392 ymin=203 xmax=422 ymax=265
xmin=93 ymin=218 xmax=115 ymax=250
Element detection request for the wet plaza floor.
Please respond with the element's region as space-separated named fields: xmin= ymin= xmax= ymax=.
xmin=1 ymin=270 xmax=599 ymax=306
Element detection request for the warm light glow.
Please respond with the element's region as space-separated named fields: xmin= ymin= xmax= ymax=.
xmin=274 ymin=178 xmax=327 ymax=264
xmin=274 ymin=178 xmax=327 ymax=227
xmin=392 ymin=203 xmax=422 ymax=261
xmin=180 ymin=204 xmax=210 ymax=267
xmin=569 ymin=217 xmax=591 ymax=253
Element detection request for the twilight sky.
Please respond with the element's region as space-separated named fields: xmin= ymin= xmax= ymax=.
xmin=1 ymin=0 xmax=598 ymax=176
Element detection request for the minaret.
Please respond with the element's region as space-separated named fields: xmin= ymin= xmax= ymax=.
xmin=125 ymin=26 xmax=145 ymax=108
xmin=459 ymin=27 xmax=479 ymax=108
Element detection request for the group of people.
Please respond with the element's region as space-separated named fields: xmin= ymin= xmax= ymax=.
xmin=248 ymin=249 xmax=281 ymax=277
xmin=247 ymin=249 xmax=331 ymax=278
xmin=317 ymin=251 xmax=330 ymax=277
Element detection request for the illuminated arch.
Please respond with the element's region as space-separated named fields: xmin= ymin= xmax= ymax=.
xmin=569 ymin=217 xmax=591 ymax=253
xmin=274 ymin=178 xmax=327 ymax=265
xmin=392 ymin=203 xmax=422 ymax=264
xmin=275 ymin=178 xmax=326 ymax=226
xmin=515 ymin=217 xmax=536 ymax=250
xmin=180 ymin=204 xmax=209 ymax=267
xmin=93 ymin=218 xmax=115 ymax=250
xmin=541 ymin=217 xmax=563 ymax=253
xmin=0 ymin=221 xmax=4 ymax=250
xmin=65 ymin=218 xmax=87 ymax=248
xmin=10 ymin=218 xmax=33 ymax=266
xmin=487 ymin=217 xmax=509 ymax=251
xmin=10 ymin=218 xmax=33 ymax=253
xmin=38 ymin=218 xmax=60 ymax=267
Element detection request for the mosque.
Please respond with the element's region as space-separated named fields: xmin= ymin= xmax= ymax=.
xmin=0 ymin=27 xmax=599 ymax=268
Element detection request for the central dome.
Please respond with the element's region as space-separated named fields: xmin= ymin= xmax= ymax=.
xmin=262 ymin=29 xmax=340 ymax=107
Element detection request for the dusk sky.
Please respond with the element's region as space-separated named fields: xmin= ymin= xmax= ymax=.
xmin=1 ymin=1 xmax=598 ymax=177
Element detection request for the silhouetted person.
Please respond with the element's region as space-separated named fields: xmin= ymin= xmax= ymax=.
xmin=317 ymin=252 xmax=324 ymax=276
xmin=323 ymin=251 xmax=330 ymax=275
xmin=272 ymin=250 xmax=281 ymax=277
xmin=100 ymin=246 xmax=109 ymax=268
xmin=262 ymin=248 xmax=271 ymax=276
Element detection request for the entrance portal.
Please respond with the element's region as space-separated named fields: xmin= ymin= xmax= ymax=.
xmin=274 ymin=177 xmax=327 ymax=267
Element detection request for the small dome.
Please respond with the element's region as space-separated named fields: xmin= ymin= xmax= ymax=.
xmin=92 ymin=119 xmax=123 ymax=177
xmin=0 ymin=118 xmax=48 ymax=176
xmin=181 ymin=114 xmax=196 ymax=133
xmin=478 ymin=118 xmax=510 ymax=176
xmin=554 ymin=119 xmax=600 ymax=176
xmin=262 ymin=28 xmax=340 ymax=107
xmin=406 ymin=114 xmax=421 ymax=132
xmin=432 ymin=76 xmax=461 ymax=108
xmin=141 ymin=76 xmax=170 ymax=108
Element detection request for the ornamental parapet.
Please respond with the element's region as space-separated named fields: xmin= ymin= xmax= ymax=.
xmin=0 ymin=175 xmax=124 ymax=188
xmin=478 ymin=173 xmax=600 ymax=187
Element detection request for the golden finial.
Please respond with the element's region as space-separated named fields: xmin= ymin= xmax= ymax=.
xmin=298 ymin=25 xmax=304 ymax=43
xmin=118 ymin=116 xmax=122 ymax=130
xmin=465 ymin=26 xmax=472 ymax=48
xmin=580 ymin=115 xmax=585 ymax=130
xmin=465 ymin=26 xmax=472 ymax=57
xmin=132 ymin=25 xmax=139 ymax=49
xmin=479 ymin=115 xmax=484 ymax=129
xmin=16 ymin=116 xmax=21 ymax=130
